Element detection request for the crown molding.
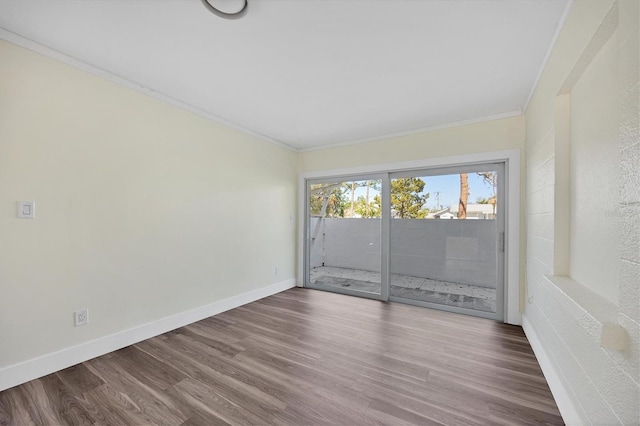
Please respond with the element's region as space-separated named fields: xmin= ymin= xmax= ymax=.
xmin=298 ymin=110 xmax=523 ymax=153
xmin=523 ymin=0 xmax=574 ymax=111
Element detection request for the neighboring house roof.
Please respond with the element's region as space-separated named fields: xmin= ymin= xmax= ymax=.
xmin=449 ymin=203 xmax=496 ymax=214
xmin=428 ymin=204 xmax=496 ymax=219
xmin=427 ymin=208 xmax=454 ymax=219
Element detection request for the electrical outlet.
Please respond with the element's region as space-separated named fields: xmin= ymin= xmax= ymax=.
xmin=275 ymin=266 xmax=280 ymax=276
xmin=74 ymin=309 xmax=89 ymax=327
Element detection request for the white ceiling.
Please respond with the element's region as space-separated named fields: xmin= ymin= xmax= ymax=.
xmin=0 ymin=0 xmax=569 ymax=150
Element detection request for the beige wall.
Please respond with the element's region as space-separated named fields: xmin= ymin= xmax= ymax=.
xmin=299 ymin=116 xmax=524 ymax=172
xmin=0 ymin=40 xmax=297 ymax=369
xmin=524 ymin=0 xmax=639 ymax=423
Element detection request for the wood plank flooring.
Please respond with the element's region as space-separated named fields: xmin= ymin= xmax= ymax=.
xmin=0 ymin=288 xmax=564 ymax=425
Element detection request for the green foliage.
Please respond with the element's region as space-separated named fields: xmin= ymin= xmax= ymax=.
xmin=390 ymin=178 xmax=429 ymax=218
xmin=354 ymin=180 xmax=381 ymax=218
xmin=311 ymin=178 xmax=429 ymax=219
xmin=354 ymin=194 xmax=381 ymax=218
xmin=309 ymin=183 xmax=347 ymax=217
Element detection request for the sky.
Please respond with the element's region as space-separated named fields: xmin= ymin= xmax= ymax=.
xmin=420 ymin=173 xmax=496 ymax=209
xmin=350 ymin=173 xmax=497 ymax=210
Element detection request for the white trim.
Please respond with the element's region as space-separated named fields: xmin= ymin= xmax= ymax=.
xmin=523 ymin=0 xmax=574 ymax=111
xmin=297 ymin=179 xmax=307 ymax=287
xmin=297 ymin=149 xmax=522 ymax=325
xmin=0 ymin=28 xmax=296 ymax=153
xmin=522 ymin=314 xmax=585 ymax=426
xmin=299 ymin=149 xmax=519 ymax=180
xmin=0 ymin=279 xmax=296 ymax=392
xmin=504 ymin=151 xmax=521 ymax=325
xmin=298 ymin=111 xmax=523 ymax=153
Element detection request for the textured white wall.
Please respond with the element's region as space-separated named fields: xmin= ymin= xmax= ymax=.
xmin=524 ymin=0 xmax=639 ymax=424
xmin=311 ymin=218 xmax=497 ymax=288
xmin=570 ymin=30 xmax=620 ymax=304
xmin=0 ymin=41 xmax=297 ymax=369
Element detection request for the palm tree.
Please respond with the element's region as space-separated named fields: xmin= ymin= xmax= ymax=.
xmin=458 ymin=173 xmax=468 ymax=219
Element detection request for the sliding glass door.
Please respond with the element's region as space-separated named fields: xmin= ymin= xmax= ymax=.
xmin=304 ymin=162 xmax=505 ymax=320
xmin=389 ymin=164 xmax=504 ymax=320
xmin=305 ymin=175 xmax=386 ymax=299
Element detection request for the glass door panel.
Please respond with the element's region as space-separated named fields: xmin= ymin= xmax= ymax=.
xmin=389 ymin=164 xmax=504 ymax=320
xmin=306 ymin=177 xmax=383 ymax=298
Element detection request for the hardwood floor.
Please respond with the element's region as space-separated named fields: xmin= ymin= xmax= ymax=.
xmin=0 ymin=288 xmax=564 ymax=425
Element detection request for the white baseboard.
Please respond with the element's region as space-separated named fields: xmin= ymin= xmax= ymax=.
xmin=0 ymin=279 xmax=296 ymax=391
xmin=522 ymin=314 xmax=584 ymax=426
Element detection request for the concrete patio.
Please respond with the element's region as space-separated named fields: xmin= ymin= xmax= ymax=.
xmin=310 ymin=266 xmax=496 ymax=313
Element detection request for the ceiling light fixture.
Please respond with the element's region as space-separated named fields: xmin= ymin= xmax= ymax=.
xmin=201 ymin=0 xmax=248 ymax=19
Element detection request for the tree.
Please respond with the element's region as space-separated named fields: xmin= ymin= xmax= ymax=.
xmin=344 ymin=180 xmax=381 ymax=217
xmin=391 ymin=178 xmax=429 ymax=218
xmin=348 ymin=181 xmax=357 ymax=217
xmin=477 ymin=171 xmax=497 ymax=192
xmin=363 ymin=180 xmax=380 ymax=218
xmin=477 ymin=171 xmax=497 ymax=215
xmin=458 ymin=173 xmax=468 ymax=219
xmin=309 ymin=183 xmax=347 ymax=217
xmin=354 ymin=194 xmax=381 ymax=218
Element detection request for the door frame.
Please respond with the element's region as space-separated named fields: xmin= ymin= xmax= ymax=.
xmin=298 ymin=149 xmax=521 ymax=325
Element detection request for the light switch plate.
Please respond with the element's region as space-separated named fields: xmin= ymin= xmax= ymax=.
xmin=17 ymin=201 xmax=35 ymax=219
